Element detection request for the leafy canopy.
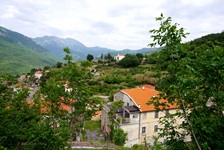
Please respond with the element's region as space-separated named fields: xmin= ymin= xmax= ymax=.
xmin=148 ymin=13 xmax=224 ymax=150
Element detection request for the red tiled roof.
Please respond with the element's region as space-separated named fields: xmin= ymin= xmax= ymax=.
xmin=26 ymin=98 xmax=73 ymax=114
xmin=121 ymin=85 xmax=177 ymax=112
xmin=95 ymin=110 xmax=102 ymax=115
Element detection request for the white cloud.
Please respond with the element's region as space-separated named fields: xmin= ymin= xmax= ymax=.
xmin=0 ymin=0 xmax=223 ymax=49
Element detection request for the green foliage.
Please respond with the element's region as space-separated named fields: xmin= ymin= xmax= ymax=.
xmin=118 ymin=54 xmax=140 ymax=68
xmin=107 ymin=100 xmax=127 ymax=146
xmin=39 ymin=59 xmax=101 ymax=147
xmin=0 ymin=40 xmax=59 ymax=75
xmin=189 ymin=32 xmax=224 ymax=47
xmin=113 ymin=128 xmax=128 ymax=146
xmin=55 ymin=62 xmax=63 ymax=68
xmin=104 ymin=53 xmax=115 ymax=62
xmin=0 ymin=74 xmax=18 ymax=85
xmin=136 ymin=53 xmax=144 ymax=62
xmin=84 ymin=120 xmax=101 ymax=132
xmin=81 ymin=60 xmax=92 ymax=67
xmin=146 ymin=52 xmax=160 ymax=64
xmin=0 ymin=79 xmax=66 ymax=149
xmin=87 ymin=54 xmax=94 ymax=62
xmin=63 ymin=47 xmax=73 ymax=64
xmin=148 ymin=13 xmax=224 ymax=150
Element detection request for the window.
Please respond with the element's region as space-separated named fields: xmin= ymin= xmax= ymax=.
xmin=165 ymin=110 xmax=169 ymax=116
xmin=154 ymin=125 xmax=158 ymax=132
xmin=155 ymin=111 xmax=159 ymax=118
xmin=142 ymin=127 xmax=146 ymax=133
xmin=133 ymin=113 xmax=138 ymax=118
xmin=127 ymin=102 xmax=129 ymax=106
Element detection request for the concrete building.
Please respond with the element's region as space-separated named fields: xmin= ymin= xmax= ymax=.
xmin=101 ymin=85 xmax=186 ymax=147
xmin=114 ymin=54 xmax=125 ymax=61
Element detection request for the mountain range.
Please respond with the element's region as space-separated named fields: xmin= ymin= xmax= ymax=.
xmin=0 ymin=26 xmax=156 ymax=74
xmin=33 ymin=36 xmax=157 ymax=61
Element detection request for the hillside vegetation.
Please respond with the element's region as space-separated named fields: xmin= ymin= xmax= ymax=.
xmin=0 ymin=40 xmax=59 ymax=75
xmin=0 ymin=26 xmax=156 ymax=75
xmin=0 ymin=26 xmax=61 ymax=75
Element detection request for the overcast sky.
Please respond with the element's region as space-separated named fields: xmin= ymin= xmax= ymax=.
xmin=0 ymin=0 xmax=223 ymax=50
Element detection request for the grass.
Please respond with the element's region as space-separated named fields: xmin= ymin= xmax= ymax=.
xmin=84 ymin=120 xmax=101 ymax=132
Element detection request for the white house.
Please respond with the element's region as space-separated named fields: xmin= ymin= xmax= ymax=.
xmin=34 ymin=71 xmax=43 ymax=79
xmin=101 ymin=85 xmax=188 ymax=147
xmin=114 ymin=54 xmax=125 ymax=61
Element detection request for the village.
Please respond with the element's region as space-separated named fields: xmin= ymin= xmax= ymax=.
xmin=4 ymin=57 xmax=191 ymax=149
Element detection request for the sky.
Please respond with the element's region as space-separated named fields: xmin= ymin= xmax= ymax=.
xmin=0 ymin=0 xmax=223 ymax=50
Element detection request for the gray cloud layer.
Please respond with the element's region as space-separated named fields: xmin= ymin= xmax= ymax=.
xmin=0 ymin=0 xmax=223 ymax=50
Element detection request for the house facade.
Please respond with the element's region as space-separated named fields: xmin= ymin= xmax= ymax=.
xmin=101 ymin=85 xmax=186 ymax=147
xmin=114 ymin=54 xmax=125 ymax=61
xmin=34 ymin=71 xmax=43 ymax=79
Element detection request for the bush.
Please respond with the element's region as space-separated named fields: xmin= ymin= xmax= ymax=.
xmin=118 ymin=54 xmax=140 ymax=68
xmin=113 ymin=128 xmax=128 ymax=146
xmin=81 ymin=60 xmax=92 ymax=67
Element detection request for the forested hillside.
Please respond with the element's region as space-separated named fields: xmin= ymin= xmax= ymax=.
xmin=0 ymin=26 xmax=60 ymax=75
xmin=0 ymin=40 xmax=59 ymax=75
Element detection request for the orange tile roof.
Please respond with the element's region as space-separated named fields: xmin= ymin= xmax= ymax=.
xmin=121 ymin=86 xmax=177 ymax=112
xmin=26 ymin=98 xmax=72 ymax=114
xmin=95 ymin=110 xmax=102 ymax=115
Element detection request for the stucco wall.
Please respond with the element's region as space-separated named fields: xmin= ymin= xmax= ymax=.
xmin=140 ymin=109 xmax=186 ymax=144
xmin=114 ymin=91 xmax=136 ymax=106
xmin=120 ymin=123 xmax=140 ymax=147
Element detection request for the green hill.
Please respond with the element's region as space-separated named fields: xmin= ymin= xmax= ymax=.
xmin=0 ymin=26 xmax=61 ymax=75
xmin=0 ymin=40 xmax=59 ymax=75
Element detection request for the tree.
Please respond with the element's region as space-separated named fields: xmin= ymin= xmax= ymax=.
xmin=107 ymin=53 xmax=113 ymax=61
xmin=63 ymin=47 xmax=73 ymax=64
xmin=87 ymin=54 xmax=94 ymax=62
xmin=148 ymin=13 xmax=224 ymax=150
xmin=148 ymin=13 xmax=195 ymax=149
xmin=108 ymin=100 xmax=127 ymax=146
xmin=55 ymin=62 xmax=63 ymax=68
xmin=136 ymin=53 xmax=144 ymax=62
xmin=39 ymin=60 xmax=101 ymax=148
xmin=113 ymin=128 xmax=128 ymax=146
xmin=0 ymin=74 xmax=69 ymax=150
xmin=105 ymin=53 xmax=114 ymax=62
xmin=118 ymin=54 xmax=140 ymax=68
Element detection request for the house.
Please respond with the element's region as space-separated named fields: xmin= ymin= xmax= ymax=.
xmin=101 ymin=85 xmax=187 ymax=147
xmin=114 ymin=54 xmax=125 ymax=61
xmin=34 ymin=71 xmax=43 ymax=79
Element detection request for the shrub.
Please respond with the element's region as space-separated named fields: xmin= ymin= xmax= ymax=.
xmin=81 ymin=60 xmax=92 ymax=67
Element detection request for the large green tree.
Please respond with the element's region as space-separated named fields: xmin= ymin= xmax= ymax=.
xmin=118 ymin=54 xmax=140 ymax=68
xmin=148 ymin=14 xmax=224 ymax=150
xmin=39 ymin=51 xmax=101 ymax=148
xmin=87 ymin=54 xmax=94 ymax=62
